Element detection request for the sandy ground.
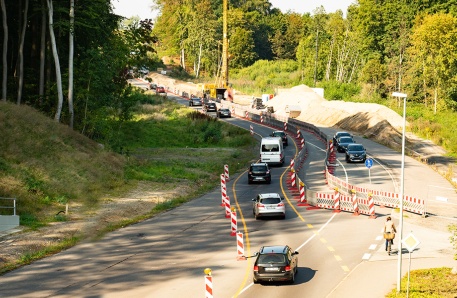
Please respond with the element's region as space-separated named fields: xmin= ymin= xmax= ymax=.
xmin=1 ymin=73 xmax=455 ymax=272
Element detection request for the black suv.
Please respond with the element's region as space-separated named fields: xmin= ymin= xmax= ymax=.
xmin=253 ymin=245 xmax=299 ymax=284
xmin=248 ymin=163 xmax=271 ymax=184
xmin=270 ymin=130 xmax=288 ymax=146
xmin=345 ymin=143 xmax=367 ymax=163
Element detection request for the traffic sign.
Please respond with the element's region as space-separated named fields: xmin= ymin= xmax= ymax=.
xmin=402 ymin=232 xmax=420 ymax=252
xmin=365 ymin=158 xmax=373 ymax=169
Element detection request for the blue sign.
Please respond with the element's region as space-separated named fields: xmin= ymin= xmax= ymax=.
xmin=365 ymin=158 xmax=373 ymax=169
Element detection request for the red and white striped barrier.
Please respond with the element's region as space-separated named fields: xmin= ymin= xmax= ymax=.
xmin=224 ymin=164 xmax=230 ymax=181
xmin=290 ymin=170 xmax=296 ymax=188
xmin=245 ymin=111 xmax=249 ymax=119
xmin=329 ymin=140 xmax=334 ymax=152
xmin=290 ymin=158 xmax=295 ymax=171
xmin=250 ymin=125 xmax=253 ymax=135
xmin=205 ymin=274 xmax=213 ymax=298
xmin=230 ymin=209 xmax=237 ymax=236
xmin=297 ymin=181 xmax=307 ymax=206
xmin=260 ymin=115 xmax=264 ymax=123
xmin=333 ymin=189 xmax=341 ymax=213
xmin=368 ymin=193 xmax=376 ymax=218
xmin=236 ymin=232 xmax=245 ymax=260
xmin=351 ymin=191 xmax=359 ymax=215
xmin=220 ymin=174 xmax=226 ymax=206
xmin=296 ymin=128 xmax=300 ymax=139
xmin=300 ymin=138 xmax=305 ymax=149
xmin=225 ymin=196 xmax=231 ymax=218
xmin=231 ymin=106 xmax=235 ymax=115
xmin=284 ymin=122 xmax=287 ymax=131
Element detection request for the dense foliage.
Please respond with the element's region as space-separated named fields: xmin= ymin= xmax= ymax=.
xmin=2 ymin=0 xmax=457 ymax=140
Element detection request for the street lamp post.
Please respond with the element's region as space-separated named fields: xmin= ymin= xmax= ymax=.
xmin=392 ymin=91 xmax=407 ymax=293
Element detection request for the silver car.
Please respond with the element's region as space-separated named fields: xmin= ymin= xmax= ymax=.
xmin=252 ymin=193 xmax=286 ymax=219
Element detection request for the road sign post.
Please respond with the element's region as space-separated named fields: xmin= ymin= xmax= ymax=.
xmin=365 ymin=158 xmax=373 ymax=184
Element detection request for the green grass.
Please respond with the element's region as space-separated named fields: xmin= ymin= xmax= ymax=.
xmin=386 ymin=267 xmax=457 ymax=297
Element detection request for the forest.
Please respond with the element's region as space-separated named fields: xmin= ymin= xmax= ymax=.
xmin=1 ymin=0 xmax=457 ymax=145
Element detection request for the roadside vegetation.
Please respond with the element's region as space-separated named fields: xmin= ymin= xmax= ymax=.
xmin=0 ymin=93 xmax=257 ymax=273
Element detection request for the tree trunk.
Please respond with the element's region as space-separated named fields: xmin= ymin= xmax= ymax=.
xmin=325 ymin=37 xmax=334 ymax=81
xmin=195 ymin=42 xmax=202 ymax=78
xmin=47 ymin=0 xmax=64 ymax=122
xmin=39 ymin=0 xmax=46 ymax=97
xmin=0 ymin=0 xmax=8 ymax=101
xmin=17 ymin=0 xmax=29 ymax=105
xmin=68 ymin=0 xmax=74 ymax=128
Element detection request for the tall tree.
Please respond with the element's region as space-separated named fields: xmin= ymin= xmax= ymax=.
xmin=0 ymin=0 xmax=7 ymax=101
xmin=46 ymin=0 xmax=64 ymax=122
xmin=17 ymin=0 xmax=29 ymax=105
xmin=68 ymin=0 xmax=74 ymax=128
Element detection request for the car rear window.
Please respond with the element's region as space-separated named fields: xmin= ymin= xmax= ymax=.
xmin=261 ymin=197 xmax=281 ymax=204
xmin=262 ymin=144 xmax=279 ymax=152
xmin=251 ymin=165 xmax=267 ymax=171
xmin=258 ymin=254 xmax=286 ymax=263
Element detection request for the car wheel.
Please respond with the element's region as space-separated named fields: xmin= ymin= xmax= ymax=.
xmin=248 ymin=180 xmax=252 ymax=184
xmin=346 ymin=156 xmax=350 ymax=163
xmin=267 ymin=179 xmax=271 ymax=184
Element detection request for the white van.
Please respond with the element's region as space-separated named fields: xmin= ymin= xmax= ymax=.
xmin=260 ymin=137 xmax=284 ymax=165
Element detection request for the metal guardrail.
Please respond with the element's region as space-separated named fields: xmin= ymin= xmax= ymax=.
xmin=0 ymin=197 xmax=17 ymax=216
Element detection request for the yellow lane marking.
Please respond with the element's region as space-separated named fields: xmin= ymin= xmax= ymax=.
xmin=327 ymin=246 xmax=335 ymax=252
xmin=335 ymin=255 xmax=342 ymax=261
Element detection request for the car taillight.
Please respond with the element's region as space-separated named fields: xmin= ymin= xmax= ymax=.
xmin=258 ymin=203 xmax=265 ymax=208
xmin=277 ymin=202 xmax=284 ymax=207
xmin=285 ymin=265 xmax=291 ymax=271
xmin=266 ymin=170 xmax=270 ymax=174
xmin=253 ymin=265 xmax=258 ymax=272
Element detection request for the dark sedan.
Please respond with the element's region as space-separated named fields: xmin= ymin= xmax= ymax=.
xmin=217 ymin=108 xmax=231 ymax=118
xmin=189 ymin=97 xmax=203 ymax=106
xmin=253 ymin=245 xmax=299 ymax=284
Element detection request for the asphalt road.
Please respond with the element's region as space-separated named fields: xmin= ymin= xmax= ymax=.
xmin=1 ymin=89 xmax=454 ymax=297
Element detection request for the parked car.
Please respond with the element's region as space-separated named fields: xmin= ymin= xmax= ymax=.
xmin=333 ymin=131 xmax=352 ymax=147
xmin=252 ymin=193 xmax=285 ymax=219
xmin=336 ymin=136 xmax=355 ymax=152
xmin=156 ymin=86 xmax=167 ymax=96
xmin=270 ymin=130 xmax=288 ymax=146
xmin=345 ymin=143 xmax=367 ymax=163
xmin=149 ymin=83 xmax=157 ymax=90
xmin=248 ymin=163 xmax=271 ymax=184
xmin=204 ymin=102 xmax=217 ymax=113
xmin=253 ymin=245 xmax=299 ymax=284
xmin=189 ymin=97 xmax=203 ymax=106
xmin=217 ymin=108 xmax=231 ymax=118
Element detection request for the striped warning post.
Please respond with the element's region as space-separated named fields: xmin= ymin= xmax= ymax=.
xmin=260 ymin=115 xmax=264 ymax=123
xmin=290 ymin=158 xmax=295 ymax=171
xmin=296 ymin=129 xmax=301 ymax=139
xmin=231 ymin=106 xmax=235 ymax=116
xmin=231 ymin=209 xmax=237 ymax=236
xmin=225 ymin=196 xmax=231 ymax=218
xmin=290 ymin=169 xmax=296 ymax=188
xmin=329 ymin=140 xmax=334 ymax=152
xmin=333 ymin=188 xmax=341 ymax=213
xmin=284 ymin=122 xmax=287 ymax=131
xmin=245 ymin=111 xmax=249 ymax=119
xmin=351 ymin=190 xmax=359 ymax=216
xmin=236 ymin=232 xmax=245 ymax=260
xmin=300 ymin=138 xmax=305 ymax=149
xmin=368 ymin=193 xmax=376 ymax=218
xmin=220 ymin=174 xmax=226 ymax=206
xmin=224 ymin=164 xmax=230 ymax=181
xmin=297 ymin=181 xmax=308 ymax=206
xmin=250 ymin=125 xmax=253 ymax=135
xmin=205 ymin=275 xmax=213 ymax=298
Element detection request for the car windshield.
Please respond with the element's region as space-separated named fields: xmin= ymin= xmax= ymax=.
xmin=339 ymin=137 xmax=353 ymax=143
xmin=273 ymin=132 xmax=285 ymax=137
xmin=349 ymin=145 xmax=364 ymax=151
xmin=258 ymin=254 xmax=286 ymax=263
xmin=261 ymin=197 xmax=281 ymax=204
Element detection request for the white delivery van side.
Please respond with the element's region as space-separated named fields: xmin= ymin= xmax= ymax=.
xmin=260 ymin=137 xmax=284 ymax=165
